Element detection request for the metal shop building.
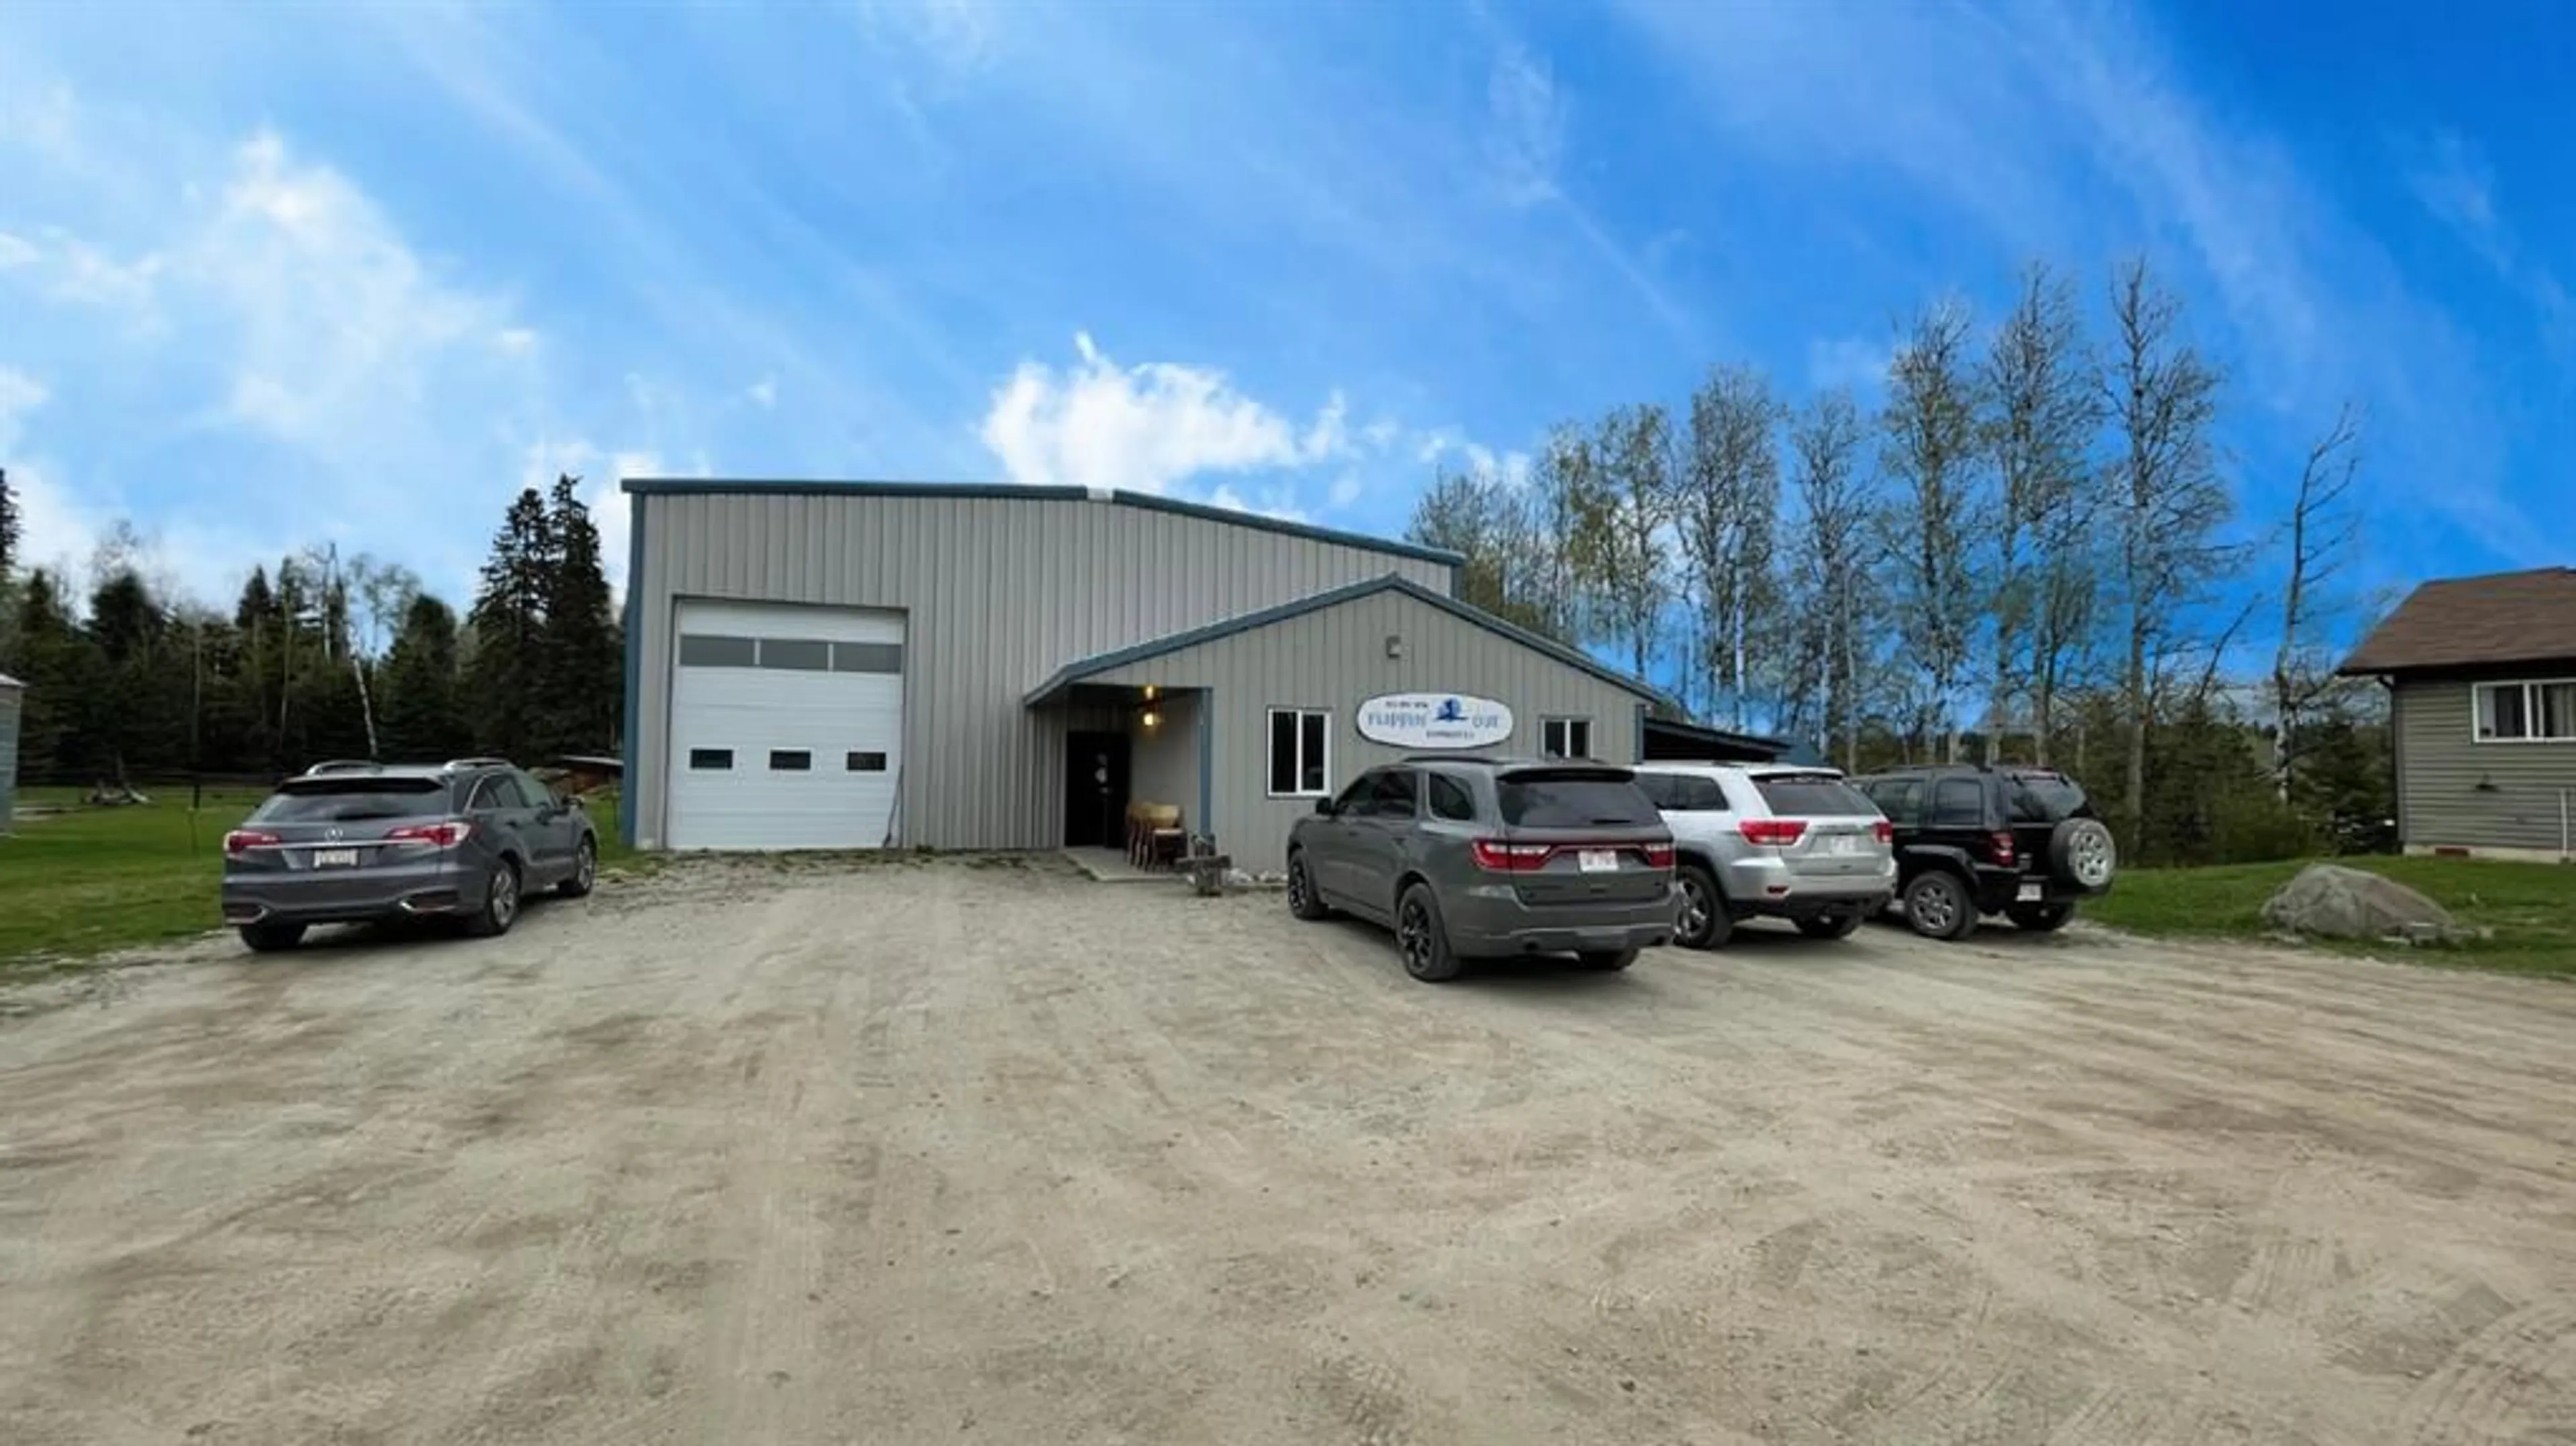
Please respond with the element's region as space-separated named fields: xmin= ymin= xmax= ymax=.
xmin=619 ymin=480 xmax=1679 ymax=863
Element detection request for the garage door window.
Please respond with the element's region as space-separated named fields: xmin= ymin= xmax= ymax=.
xmin=832 ymin=642 xmax=904 ymax=674
xmin=1267 ymin=708 xmax=1330 ymax=797
xmin=1542 ymin=717 xmax=1592 ymax=759
xmin=769 ymin=750 xmax=812 ymax=772
xmin=688 ymin=748 xmax=734 ymax=771
xmin=759 ymin=638 xmax=830 ymax=671
xmin=846 ymin=751 xmax=888 ymax=772
xmin=679 ymin=634 xmax=757 ymax=667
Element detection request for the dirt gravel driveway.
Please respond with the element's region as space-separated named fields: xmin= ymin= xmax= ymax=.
xmin=4 ymin=856 xmax=2573 ymax=1445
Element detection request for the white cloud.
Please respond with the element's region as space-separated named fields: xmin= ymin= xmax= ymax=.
xmin=1806 ymin=335 xmax=1893 ymax=393
xmin=496 ymin=327 xmax=540 ymax=355
xmin=2404 ymin=128 xmax=2570 ymax=326
xmin=0 ymin=366 xmax=46 ymax=450
xmin=1486 ymin=44 xmax=1564 ymax=209
xmin=1205 ymin=482 xmax=1308 ymax=523
xmin=0 ymin=231 xmax=36 ymax=269
xmin=745 ymin=376 xmax=778 ymax=410
xmin=1327 ymin=474 xmax=1364 ymax=510
xmin=978 ymin=332 xmax=1351 ymax=493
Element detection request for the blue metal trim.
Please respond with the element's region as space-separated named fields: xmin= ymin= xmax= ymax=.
xmin=616 ymin=477 xmax=1466 ymax=569
xmin=1021 ymin=572 xmax=1676 ymax=711
xmin=620 ymin=493 xmax=645 ymax=849
xmin=1197 ymin=689 xmax=1214 ymax=842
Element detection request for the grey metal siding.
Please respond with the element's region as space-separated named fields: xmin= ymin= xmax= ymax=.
xmin=1128 ymin=691 xmax=1201 ymax=826
xmin=632 ymin=492 xmax=1452 ymax=849
xmin=2394 ymin=677 xmax=2576 ymax=854
xmin=0 ymin=683 xmax=19 ymax=835
xmin=1087 ymin=589 xmax=1646 ymax=867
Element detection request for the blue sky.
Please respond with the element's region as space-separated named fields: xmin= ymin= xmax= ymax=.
xmin=1 ymin=0 xmax=2568 ymax=636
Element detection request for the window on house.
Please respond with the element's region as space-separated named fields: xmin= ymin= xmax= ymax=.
xmin=768 ymin=750 xmax=813 ymax=771
xmin=846 ymin=751 xmax=888 ymax=772
xmin=2477 ymin=680 xmax=2576 ymax=742
xmin=1542 ymin=717 xmax=1593 ymax=759
xmin=1267 ymin=708 xmax=1330 ymax=796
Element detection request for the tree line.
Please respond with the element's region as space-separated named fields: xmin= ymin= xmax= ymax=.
xmin=1408 ymin=258 xmax=2392 ymax=867
xmin=0 ymin=471 xmax=622 ymax=787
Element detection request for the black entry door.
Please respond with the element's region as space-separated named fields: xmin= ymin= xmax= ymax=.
xmin=1064 ymin=730 xmax=1132 ymax=848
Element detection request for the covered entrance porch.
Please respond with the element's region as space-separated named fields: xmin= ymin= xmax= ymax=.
xmin=1036 ymin=681 xmax=1210 ymax=867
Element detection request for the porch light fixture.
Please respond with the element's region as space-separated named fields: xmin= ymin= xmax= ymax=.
xmin=1142 ymin=708 xmax=1162 ymax=729
xmin=1144 ymin=684 xmax=1158 ymax=701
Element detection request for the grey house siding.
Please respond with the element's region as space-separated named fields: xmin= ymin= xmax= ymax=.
xmin=0 ymin=679 xmax=19 ymax=836
xmin=631 ymin=490 xmax=1451 ymax=849
xmin=1083 ymin=588 xmax=1649 ymax=868
xmin=1126 ymin=689 xmax=1202 ymax=824
xmin=2393 ymin=677 xmax=2576 ymax=854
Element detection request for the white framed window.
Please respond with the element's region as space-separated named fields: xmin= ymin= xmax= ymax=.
xmin=1267 ymin=708 xmax=1331 ymax=797
xmin=2473 ymin=679 xmax=2576 ymax=742
xmin=1541 ymin=717 xmax=1593 ymax=759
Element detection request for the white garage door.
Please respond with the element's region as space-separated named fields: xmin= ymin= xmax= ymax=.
xmin=665 ymin=600 xmax=906 ymax=850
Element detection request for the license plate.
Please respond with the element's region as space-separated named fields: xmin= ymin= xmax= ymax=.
xmin=1831 ymin=834 xmax=1858 ymax=855
xmin=313 ymin=848 xmax=360 ymax=869
xmin=2016 ymin=881 xmax=2043 ymax=903
xmin=1577 ymin=849 xmax=1618 ymax=873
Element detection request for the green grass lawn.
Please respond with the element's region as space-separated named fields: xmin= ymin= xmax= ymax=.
xmin=1 ymin=786 xmax=638 ymax=968
xmin=2089 ymin=854 xmax=2576 ymax=977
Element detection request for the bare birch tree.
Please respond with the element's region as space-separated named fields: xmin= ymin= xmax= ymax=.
xmin=1587 ymin=403 xmax=1681 ymax=679
xmin=1878 ymin=299 xmax=1986 ymax=761
xmin=1408 ymin=466 xmax=1559 ymax=639
xmin=1981 ymin=262 xmax=2100 ymax=761
xmin=2270 ymin=402 xmax=2363 ymax=800
xmin=1678 ymin=366 xmax=1781 ymax=728
xmin=1787 ymin=388 xmax=1876 ymax=770
xmin=2104 ymin=257 xmax=2239 ymax=854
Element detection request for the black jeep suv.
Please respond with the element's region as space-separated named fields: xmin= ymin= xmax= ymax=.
xmin=1851 ymin=764 xmax=2116 ymax=940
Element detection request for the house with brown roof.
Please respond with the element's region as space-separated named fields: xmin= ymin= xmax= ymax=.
xmin=2339 ymin=567 xmax=2576 ymax=860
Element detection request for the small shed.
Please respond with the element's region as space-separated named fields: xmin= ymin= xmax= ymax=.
xmin=0 ymin=673 xmax=21 ymax=834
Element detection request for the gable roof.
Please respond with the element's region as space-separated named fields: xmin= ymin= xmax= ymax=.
xmin=621 ymin=477 xmax=1465 ymax=569
xmin=1022 ymin=573 xmax=1672 ymax=708
xmin=2339 ymin=567 xmax=2576 ymax=675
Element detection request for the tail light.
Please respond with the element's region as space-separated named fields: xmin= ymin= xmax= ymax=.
xmin=1472 ymin=839 xmax=1553 ymax=871
xmin=1872 ymin=819 xmax=1894 ymax=844
xmin=223 ymin=829 xmax=280 ymax=856
xmin=1640 ymin=843 xmax=1675 ymax=869
xmin=387 ymin=820 xmax=475 ymax=849
xmin=1738 ymin=818 xmax=1808 ymax=846
xmin=1988 ymin=831 xmax=2017 ymax=865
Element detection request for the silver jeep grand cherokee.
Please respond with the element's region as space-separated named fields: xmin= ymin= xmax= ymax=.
xmin=1285 ymin=758 xmax=1678 ymax=982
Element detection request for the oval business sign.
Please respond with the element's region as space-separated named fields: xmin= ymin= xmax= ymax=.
xmin=1356 ymin=693 xmax=1515 ymax=749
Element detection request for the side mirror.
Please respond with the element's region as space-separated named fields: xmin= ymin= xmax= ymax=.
xmin=1313 ymin=797 xmax=1336 ymax=816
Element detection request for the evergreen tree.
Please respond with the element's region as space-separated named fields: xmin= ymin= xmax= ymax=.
xmin=466 ymin=487 xmax=555 ymax=759
xmin=0 ymin=466 xmax=19 ymax=583
xmin=535 ymin=474 xmax=619 ymax=756
xmin=380 ymin=594 xmax=472 ymax=761
xmin=84 ymin=568 xmax=187 ymax=781
xmin=11 ymin=569 xmax=97 ymax=780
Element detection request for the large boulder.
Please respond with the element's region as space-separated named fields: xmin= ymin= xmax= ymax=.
xmin=2260 ymin=864 xmax=2464 ymax=944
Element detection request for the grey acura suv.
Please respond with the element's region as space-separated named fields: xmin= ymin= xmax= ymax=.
xmin=1285 ymin=758 xmax=1677 ymax=982
xmin=221 ymin=758 xmax=599 ymax=951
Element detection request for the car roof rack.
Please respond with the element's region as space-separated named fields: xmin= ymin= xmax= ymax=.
xmin=303 ymin=759 xmax=382 ymax=775
xmin=441 ymin=757 xmax=514 ymax=771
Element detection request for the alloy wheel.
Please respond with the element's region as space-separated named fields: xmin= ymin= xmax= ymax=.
xmin=1288 ymin=860 xmax=1309 ymax=911
xmin=1398 ymin=897 xmax=1432 ymax=973
xmin=492 ymin=868 xmax=519 ymax=927
xmin=1678 ymin=875 xmax=1711 ymax=943
xmin=1912 ymin=882 xmax=1955 ymax=934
